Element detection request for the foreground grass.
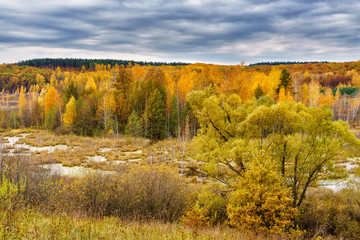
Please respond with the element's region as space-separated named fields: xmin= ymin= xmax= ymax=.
xmin=1 ymin=208 xmax=293 ymax=240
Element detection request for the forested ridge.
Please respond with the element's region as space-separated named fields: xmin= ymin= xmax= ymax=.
xmin=17 ymin=58 xmax=189 ymax=70
xmin=249 ymin=61 xmax=329 ymax=66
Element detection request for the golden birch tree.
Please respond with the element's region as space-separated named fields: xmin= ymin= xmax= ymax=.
xmin=63 ymin=96 xmax=76 ymax=126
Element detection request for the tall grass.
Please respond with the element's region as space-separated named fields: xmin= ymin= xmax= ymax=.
xmin=1 ymin=206 xmax=299 ymax=240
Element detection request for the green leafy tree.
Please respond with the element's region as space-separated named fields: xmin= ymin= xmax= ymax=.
xmin=276 ymin=68 xmax=292 ymax=94
xmin=254 ymin=84 xmax=264 ymax=99
xmin=114 ymin=66 xmax=132 ymax=128
xmin=63 ymin=81 xmax=79 ymax=103
xmin=143 ymin=88 xmax=167 ymax=139
xmin=188 ymin=89 xmax=360 ymax=210
xmin=0 ymin=109 xmax=8 ymax=128
xmin=74 ymin=97 xmax=97 ymax=136
xmin=168 ymin=95 xmax=179 ymax=137
xmin=9 ymin=110 xmax=19 ymax=129
xmin=45 ymin=106 xmax=58 ymax=131
xmin=125 ymin=110 xmax=142 ymax=137
xmin=242 ymin=102 xmax=360 ymax=207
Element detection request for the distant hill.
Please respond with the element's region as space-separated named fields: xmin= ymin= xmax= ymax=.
xmin=17 ymin=58 xmax=189 ymax=70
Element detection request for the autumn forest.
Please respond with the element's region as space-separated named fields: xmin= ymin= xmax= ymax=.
xmin=2 ymin=59 xmax=360 ymax=137
xmin=2 ymin=59 xmax=360 ymax=239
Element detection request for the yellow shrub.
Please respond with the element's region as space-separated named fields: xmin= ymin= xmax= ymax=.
xmin=227 ymin=154 xmax=298 ymax=234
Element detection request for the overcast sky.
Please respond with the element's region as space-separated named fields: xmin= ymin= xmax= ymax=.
xmin=1 ymin=0 xmax=360 ymax=65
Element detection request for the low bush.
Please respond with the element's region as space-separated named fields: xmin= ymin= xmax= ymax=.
xmin=1 ymin=155 xmax=194 ymax=222
xmin=182 ymin=184 xmax=228 ymax=229
xmin=300 ymin=188 xmax=360 ymax=239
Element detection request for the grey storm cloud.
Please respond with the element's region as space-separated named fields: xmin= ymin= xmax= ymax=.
xmin=0 ymin=0 xmax=360 ymax=64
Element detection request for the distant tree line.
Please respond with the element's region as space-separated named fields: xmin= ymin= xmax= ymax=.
xmin=18 ymin=58 xmax=189 ymax=70
xmin=249 ymin=61 xmax=329 ymax=66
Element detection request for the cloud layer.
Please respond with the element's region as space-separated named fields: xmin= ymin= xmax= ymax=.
xmin=1 ymin=0 xmax=360 ymax=64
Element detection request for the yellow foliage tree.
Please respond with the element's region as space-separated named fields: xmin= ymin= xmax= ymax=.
xmin=303 ymin=71 xmax=311 ymax=81
xmin=267 ymin=67 xmax=282 ymax=98
xmin=37 ymin=88 xmax=47 ymax=120
xmin=299 ymin=83 xmax=309 ymax=105
xmin=98 ymin=90 xmax=116 ymax=130
xmin=277 ymin=87 xmax=286 ymax=102
xmin=285 ymin=91 xmax=294 ymax=102
xmin=36 ymin=74 xmax=45 ymax=86
xmin=319 ymin=87 xmax=335 ymax=107
xmin=55 ymin=67 xmax=62 ymax=79
xmin=237 ymin=71 xmax=255 ymax=100
xmin=62 ymin=96 xmax=76 ymax=126
xmin=18 ymin=86 xmax=27 ymax=118
xmin=44 ymin=86 xmax=60 ymax=115
xmin=132 ymin=64 xmax=147 ymax=82
xmin=85 ymin=77 xmax=97 ymax=93
xmin=351 ymin=73 xmax=360 ymax=87
xmin=219 ymin=65 xmax=242 ymax=95
xmin=308 ymin=80 xmax=321 ymax=107
xmin=178 ymin=68 xmax=194 ymax=101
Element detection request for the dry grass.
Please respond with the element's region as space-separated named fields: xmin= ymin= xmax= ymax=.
xmin=0 ymin=129 xmax=204 ymax=182
xmin=0 ymin=208 xmax=301 ymax=240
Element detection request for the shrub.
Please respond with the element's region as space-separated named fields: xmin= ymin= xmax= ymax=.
xmin=0 ymin=174 xmax=24 ymax=211
xmin=36 ymin=164 xmax=195 ymax=221
xmin=115 ymin=165 xmax=194 ymax=221
xmin=300 ymin=188 xmax=360 ymax=239
xmin=227 ymin=154 xmax=298 ymax=234
xmin=182 ymin=184 xmax=228 ymax=228
xmin=181 ymin=201 xmax=210 ymax=230
xmin=1 ymin=151 xmax=194 ymax=222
